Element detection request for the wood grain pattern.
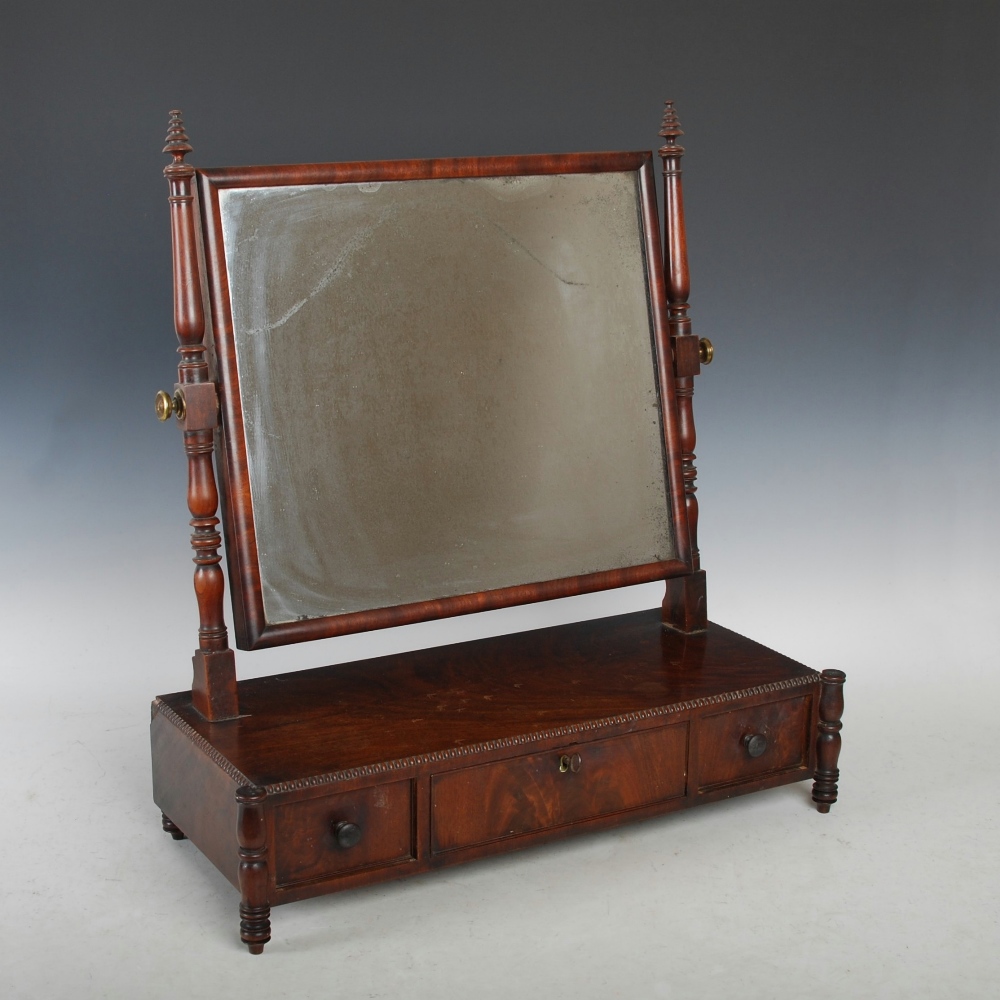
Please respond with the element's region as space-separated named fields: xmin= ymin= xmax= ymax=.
xmin=696 ymin=693 xmax=812 ymax=790
xmin=151 ymin=704 xmax=242 ymax=887
xmin=150 ymin=611 xmax=828 ymax=952
xmin=430 ymin=723 xmax=688 ymax=853
xmin=273 ymin=781 xmax=414 ymax=886
xmin=199 ymin=151 xmax=660 ymax=189
xmin=151 ymin=610 xmax=832 ymax=952
xmin=156 ymin=611 xmax=818 ymax=788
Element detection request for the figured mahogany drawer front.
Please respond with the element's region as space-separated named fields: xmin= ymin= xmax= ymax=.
xmin=430 ymin=723 xmax=688 ymax=854
xmin=273 ymin=780 xmax=413 ymax=886
xmin=696 ymin=694 xmax=812 ymax=791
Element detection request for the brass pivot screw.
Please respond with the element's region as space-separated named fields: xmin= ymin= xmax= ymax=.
xmin=155 ymin=388 xmax=186 ymax=421
xmin=558 ymin=752 xmax=583 ymax=773
xmin=698 ymin=338 xmax=714 ymax=365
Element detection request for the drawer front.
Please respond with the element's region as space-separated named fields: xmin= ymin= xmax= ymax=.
xmin=273 ymin=780 xmax=413 ymax=886
xmin=431 ymin=723 xmax=688 ymax=854
xmin=696 ymin=694 xmax=812 ymax=791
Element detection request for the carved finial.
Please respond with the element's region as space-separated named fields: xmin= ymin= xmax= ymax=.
xmin=658 ymin=100 xmax=685 ymax=157
xmin=163 ymin=110 xmax=193 ymax=175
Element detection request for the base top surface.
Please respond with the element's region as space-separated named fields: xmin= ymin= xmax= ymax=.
xmin=156 ymin=610 xmax=816 ymax=787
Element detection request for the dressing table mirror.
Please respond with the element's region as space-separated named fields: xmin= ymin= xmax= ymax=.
xmin=151 ymin=103 xmax=845 ymax=953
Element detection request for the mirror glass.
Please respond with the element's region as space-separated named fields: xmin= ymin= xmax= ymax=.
xmin=220 ymin=170 xmax=676 ymax=625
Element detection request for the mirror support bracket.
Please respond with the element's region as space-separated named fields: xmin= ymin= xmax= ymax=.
xmin=164 ymin=110 xmax=239 ymax=721
xmin=659 ymin=101 xmax=708 ymax=632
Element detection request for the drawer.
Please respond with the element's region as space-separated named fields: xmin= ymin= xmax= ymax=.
xmin=273 ymin=780 xmax=413 ymax=886
xmin=696 ymin=694 xmax=812 ymax=791
xmin=431 ymin=723 xmax=688 ymax=854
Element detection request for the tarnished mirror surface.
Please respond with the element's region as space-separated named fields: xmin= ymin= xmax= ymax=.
xmin=220 ymin=171 xmax=675 ymax=625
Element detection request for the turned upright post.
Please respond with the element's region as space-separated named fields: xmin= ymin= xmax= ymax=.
xmin=162 ymin=111 xmax=240 ymax=721
xmin=813 ymin=669 xmax=846 ymax=812
xmin=659 ymin=101 xmax=708 ymax=633
xmin=236 ymin=785 xmax=270 ymax=954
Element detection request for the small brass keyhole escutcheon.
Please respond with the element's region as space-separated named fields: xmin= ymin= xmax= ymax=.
xmin=558 ymin=752 xmax=582 ymax=773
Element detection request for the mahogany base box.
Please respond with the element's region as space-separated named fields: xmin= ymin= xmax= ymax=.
xmin=151 ymin=609 xmax=845 ymax=954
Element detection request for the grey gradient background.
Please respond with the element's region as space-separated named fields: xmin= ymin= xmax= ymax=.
xmin=2 ymin=2 xmax=998 ymax=997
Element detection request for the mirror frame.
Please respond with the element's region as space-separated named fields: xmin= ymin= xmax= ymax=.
xmin=195 ymin=151 xmax=694 ymax=650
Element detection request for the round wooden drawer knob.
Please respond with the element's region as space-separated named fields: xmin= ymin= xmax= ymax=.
xmin=558 ymin=752 xmax=583 ymax=773
xmin=333 ymin=821 xmax=362 ymax=848
xmin=743 ymin=733 xmax=768 ymax=758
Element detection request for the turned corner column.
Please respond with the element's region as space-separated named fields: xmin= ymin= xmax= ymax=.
xmin=161 ymin=110 xmax=239 ymax=721
xmin=236 ymin=785 xmax=271 ymax=954
xmin=659 ymin=100 xmax=708 ymax=634
xmin=813 ymin=670 xmax=846 ymax=813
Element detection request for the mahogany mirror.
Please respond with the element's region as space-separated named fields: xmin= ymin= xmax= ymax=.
xmin=195 ymin=152 xmax=690 ymax=649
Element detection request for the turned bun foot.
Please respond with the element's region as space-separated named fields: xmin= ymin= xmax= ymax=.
xmin=161 ymin=813 xmax=187 ymax=840
xmin=240 ymin=904 xmax=271 ymax=954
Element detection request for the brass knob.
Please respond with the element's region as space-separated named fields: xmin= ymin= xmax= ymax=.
xmin=699 ymin=338 xmax=714 ymax=365
xmin=743 ymin=733 xmax=767 ymax=758
xmin=155 ymin=388 xmax=186 ymax=421
xmin=558 ymin=752 xmax=582 ymax=774
xmin=333 ymin=820 xmax=362 ymax=849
